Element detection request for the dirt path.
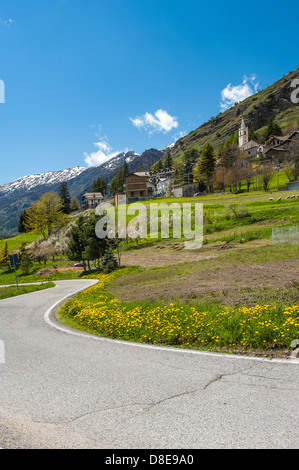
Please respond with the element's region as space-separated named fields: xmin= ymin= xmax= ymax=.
xmin=120 ymin=240 xmax=258 ymax=268
xmin=113 ymin=242 xmax=299 ymax=306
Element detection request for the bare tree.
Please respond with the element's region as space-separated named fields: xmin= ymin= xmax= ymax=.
xmin=259 ymin=163 xmax=275 ymax=191
xmin=240 ymin=164 xmax=256 ymax=192
xmin=211 ymin=167 xmax=226 ymax=191
xmin=218 ymin=143 xmax=240 ymax=169
xmin=284 ymin=140 xmax=299 ymax=181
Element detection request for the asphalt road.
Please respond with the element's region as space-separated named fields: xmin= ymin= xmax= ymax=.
xmin=0 ymin=280 xmax=298 ymax=449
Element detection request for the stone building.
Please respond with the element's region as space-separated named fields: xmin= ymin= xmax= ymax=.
xmin=173 ymin=182 xmax=199 ymax=198
xmin=238 ymin=119 xmax=299 ymax=166
xmin=263 ymin=131 xmax=299 ymax=166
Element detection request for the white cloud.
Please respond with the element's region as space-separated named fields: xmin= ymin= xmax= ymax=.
xmin=130 ymin=109 xmax=179 ymax=134
xmin=173 ymin=130 xmax=188 ymax=141
xmin=220 ymin=75 xmax=259 ymax=110
xmin=0 ymin=17 xmax=15 ymax=26
xmin=84 ymin=138 xmax=122 ymax=167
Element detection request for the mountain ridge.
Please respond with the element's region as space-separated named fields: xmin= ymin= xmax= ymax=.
xmin=0 ymin=147 xmax=166 ymax=235
xmin=0 ymin=166 xmax=87 ymax=194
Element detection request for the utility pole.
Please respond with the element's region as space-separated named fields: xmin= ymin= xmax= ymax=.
xmin=276 ymin=164 xmax=281 ymax=191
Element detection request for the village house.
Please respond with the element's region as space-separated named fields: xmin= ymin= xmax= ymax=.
xmin=125 ymin=172 xmax=156 ymax=203
xmin=125 ymin=168 xmax=175 ymax=202
xmin=239 ymin=120 xmax=299 ymax=167
xmin=157 ymin=177 xmax=172 ymax=196
xmin=240 ymin=140 xmax=260 ymax=159
xmin=148 ymin=168 xmax=175 ymax=179
xmin=82 ymin=192 xmax=104 ymax=210
xmin=263 ymin=146 xmax=290 ymax=167
xmin=263 ymin=131 xmax=299 ymax=166
xmin=173 ymin=182 xmax=199 ymax=198
xmin=265 ymin=135 xmax=291 ymax=148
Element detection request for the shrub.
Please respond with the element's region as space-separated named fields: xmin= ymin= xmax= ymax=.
xmin=102 ymin=250 xmax=118 ymax=274
xmin=225 ymin=203 xmax=250 ymax=220
xmin=19 ymin=250 xmax=34 ymax=275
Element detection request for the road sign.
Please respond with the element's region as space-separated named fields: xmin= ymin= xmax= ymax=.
xmin=10 ymin=254 xmax=19 ymax=268
xmin=10 ymin=254 xmax=19 ymax=289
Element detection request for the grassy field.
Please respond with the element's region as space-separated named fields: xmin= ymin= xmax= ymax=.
xmin=0 ymin=267 xmax=83 ymax=285
xmin=1 ymin=188 xmax=298 ymax=358
xmin=119 ymin=189 xmax=299 ymax=252
xmin=0 ymin=231 xmax=41 ymax=251
xmin=0 ymin=282 xmax=55 ymax=300
xmin=0 ymin=231 xmax=81 ymax=285
xmin=58 ymin=188 xmax=298 ymax=358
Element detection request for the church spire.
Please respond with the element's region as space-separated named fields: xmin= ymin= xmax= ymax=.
xmin=239 ymin=119 xmax=249 ymax=149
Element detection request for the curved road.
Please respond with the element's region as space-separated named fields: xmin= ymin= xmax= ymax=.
xmin=0 ymin=280 xmax=298 ymax=449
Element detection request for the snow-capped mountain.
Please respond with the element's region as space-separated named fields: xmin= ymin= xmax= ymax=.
xmin=0 ymin=146 xmax=167 ymax=235
xmin=98 ymin=151 xmax=140 ymax=171
xmin=0 ymin=166 xmax=87 ymax=194
xmin=0 ymin=151 xmax=141 ymax=195
xmin=159 ymin=142 xmax=175 ymax=152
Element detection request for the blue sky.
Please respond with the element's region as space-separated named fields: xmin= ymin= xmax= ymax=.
xmin=0 ymin=0 xmax=298 ymax=184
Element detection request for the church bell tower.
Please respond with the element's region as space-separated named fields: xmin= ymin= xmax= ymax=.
xmin=239 ymin=119 xmax=249 ymax=149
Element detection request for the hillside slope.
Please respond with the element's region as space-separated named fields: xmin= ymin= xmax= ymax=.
xmin=169 ymin=68 xmax=299 ymax=162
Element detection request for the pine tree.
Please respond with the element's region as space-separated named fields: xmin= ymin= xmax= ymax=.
xmin=58 ymin=182 xmax=71 ymax=214
xmin=181 ymin=159 xmax=194 ymax=183
xmin=197 ymin=143 xmax=216 ymax=191
xmin=232 ymin=131 xmax=239 ymax=145
xmin=110 ymin=176 xmax=118 ymax=195
xmin=18 ymin=209 xmax=28 ymax=234
xmin=152 ymin=159 xmax=163 ymax=171
xmin=263 ymin=118 xmax=282 ymax=142
xmin=164 ymin=151 xmax=173 ymax=168
xmin=92 ymin=175 xmax=107 ymax=195
xmin=183 ymin=148 xmax=199 ymax=164
xmin=67 ymin=216 xmax=87 ymax=271
xmin=123 ymin=160 xmax=129 ymax=178
xmin=101 ymin=249 xmax=118 ymax=273
xmin=173 ymin=164 xmax=182 ymax=184
xmin=248 ymin=128 xmax=257 ymax=141
xmin=83 ymin=214 xmax=108 ymax=270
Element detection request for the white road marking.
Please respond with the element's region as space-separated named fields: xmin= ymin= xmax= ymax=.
xmin=43 ymin=281 xmax=299 ymax=365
